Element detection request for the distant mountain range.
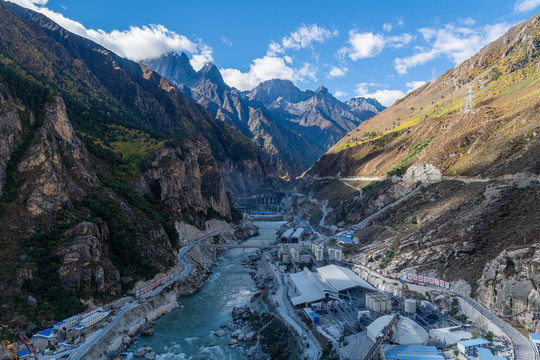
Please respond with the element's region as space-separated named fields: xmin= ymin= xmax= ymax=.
xmin=144 ymin=53 xmax=385 ymax=178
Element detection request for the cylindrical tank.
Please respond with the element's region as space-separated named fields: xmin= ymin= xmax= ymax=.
xmin=335 ymin=249 xmax=343 ymax=262
xmin=316 ymin=248 xmax=324 ymax=261
xmin=328 ymin=248 xmax=336 ymax=260
xmin=405 ymin=299 xmax=417 ymax=314
xmin=380 ymin=298 xmax=388 ymax=313
xmin=372 ymin=298 xmax=381 ymax=312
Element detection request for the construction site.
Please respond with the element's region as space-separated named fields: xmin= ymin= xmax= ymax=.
xmin=268 ymin=221 xmax=512 ymax=360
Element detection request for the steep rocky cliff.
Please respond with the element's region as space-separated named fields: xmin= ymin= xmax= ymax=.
xmin=476 ymin=246 xmax=540 ymax=333
xmin=0 ymin=0 xmax=272 ymax=335
xmin=145 ymin=54 xmax=385 ymax=178
xmin=145 ymin=54 xmax=323 ymax=178
xmin=17 ymin=97 xmax=98 ymax=216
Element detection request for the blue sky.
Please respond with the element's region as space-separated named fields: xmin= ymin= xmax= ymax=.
xmin=9 ymin=0 xmax=540 ymax=106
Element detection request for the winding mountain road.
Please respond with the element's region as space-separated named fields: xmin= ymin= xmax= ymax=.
xmin=46 ymin=228 xmax=225 ymax=360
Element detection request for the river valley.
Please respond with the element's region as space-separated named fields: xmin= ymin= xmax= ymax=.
xmin=126 ymin=221 xmax=284 ymax=360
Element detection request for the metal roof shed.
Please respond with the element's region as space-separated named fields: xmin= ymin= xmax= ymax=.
xmin=477 ymin=347 xmax=505 ymax=360
xmin=317 ymin=264 xmax=375 ymax=292
xmin=382 ymin=344 xmax=445 ymax=360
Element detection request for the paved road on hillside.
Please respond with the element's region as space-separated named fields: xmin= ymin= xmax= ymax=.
xmin=453 ymin=294 xmax=537 ymax=360
xmin=311 ymin=174 xmax=540 ymax=184
xmin=264 ymin=253 xmax=321 ymax=360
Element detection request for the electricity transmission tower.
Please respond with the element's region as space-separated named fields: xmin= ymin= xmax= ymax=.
xmin=462 ymin=85 xmax=474 ymax=112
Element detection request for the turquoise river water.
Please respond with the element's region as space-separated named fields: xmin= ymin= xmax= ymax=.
xmin=126 ymin=221 xmax=284 ymax=360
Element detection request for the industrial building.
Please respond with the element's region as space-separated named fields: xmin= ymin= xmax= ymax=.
xmin=476 ymin=347 xmax=505 ymax=360
xmin=429 ymin=326 xmax=472 ymax=345
xmin=291 ymin=228 xmax=305 ymax=242
xmin=381 ymin=344 xmax=445 ymax=360
xmin=288 ymin=264 xmax=375 ymax=306
xmin=457 ymin=338 xmax=490 ymax=356
xmin=336 ymin=230 xmax=355 ymax=244
xmin=367 ymin=315 xmax=429 ymax=345
xmin=33 ymin=328 xmax=58 ymax=340
xmin=280 ymin=229 xmax=294 ymax=242
xmin=53 ymin=315 xmax=81 ymax=329
xmin=530 ymin=333 xmax=540 ymax=357
xmin=78 ymin=311 xmax=110 ymax=328
xmin=365 ymin=293 xmax=392 ymax=313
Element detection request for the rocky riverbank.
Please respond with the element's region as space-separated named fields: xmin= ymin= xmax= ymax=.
xmin=81 ymin=221 xmax=260 ymax=359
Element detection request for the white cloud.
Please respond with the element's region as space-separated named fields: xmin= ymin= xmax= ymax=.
xmin=267 ymin=41 xmax=284 ymax=56
xmin=7 ymin=0 xmax=211 ymax=63
xmin=359 ymin=89 xmax=405 ymax=107
xmin=457 ymin=17 xmax=476 ymax=26
xmin=267 ymin=24 xmax=337 ymax=56
xmin=220 ymin=56 xmax=317 ymax=91
xmin=406 ymin=80 xmax=427 ymax=92
xmin=334 ymin=90 xmax=348 ymax=98
xmin=354 ymin=82 xmax=407 ymax=107
xmin=339 ymin=30 xmax=412 ymax=60
xmin=394 ymin=49 xmax=438 ymax=74
xmin=341 ymin=31 xmax=385 ymax=60
xmin=387 ymin=33 xmax=414 ymax=48
xmin=190 ymin=43 xmax=214 ymax=71
xmin=383 ymin=23 xmax=393 ymax=32
xmin=327 ymin=66 xmax=348 ymax=78
xmin=281 ymin=24 xmax=338 ymax=50
xmin=514 ymin=0 xmax=540 ymax=12
xmin=394 ymin=21 xmax=510 ymax=74
xmin=222 ymin=37 xmax=233 ymax=46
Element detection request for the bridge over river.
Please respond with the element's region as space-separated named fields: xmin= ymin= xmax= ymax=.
xmin=192 ymin=244 xmax=281 ymax=249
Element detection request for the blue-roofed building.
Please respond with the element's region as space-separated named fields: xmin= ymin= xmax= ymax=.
xmin=53 ymin=314 xmax=81 ymax=329
xmin=457 ymin=338 xmax=490 ymax=356
xmin=530 ymin=333 xmax=540 ymax=357
xmin=476 ymin=347 xmax=505 ymax=360
xmin=17 ymin=349 xmax=30 ymax=360
xmin=33 ymin=328 xmax=57 ymax=340
xmin=382 ymin=344 xmax=444 ymax=360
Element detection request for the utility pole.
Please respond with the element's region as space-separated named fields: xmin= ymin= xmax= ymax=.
xmin=464 ymin=85 xmax=474 ymax=112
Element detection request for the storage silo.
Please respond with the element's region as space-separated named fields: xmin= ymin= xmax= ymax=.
xmin=404 ymin=299 xmax=417 ymax=314
xmin=328 ymin=248 xmax=336 ymax=260
xmin=380 ymin=297 xmax=388 ymax=313
xmin=316 ymin=248 xmax=324 ymax=261
xmin=335 ymin=248 xmax=343 ymax=262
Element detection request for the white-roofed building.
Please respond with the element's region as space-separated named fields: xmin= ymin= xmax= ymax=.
xmin=53 ymin=315 xmax=81 ymax=329
xmin=288 ymin=265 xmax=376 ymax=306
xmin=316 ymin=265 xmax=375 ymax=292
xmin=78 ymin=311 xmax=110 ymax=328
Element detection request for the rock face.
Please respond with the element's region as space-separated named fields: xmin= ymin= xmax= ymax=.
xmin=476 ymin=246 xmax=540 ymax=333
xmin=145 ymin=54 xmax=385 ymax=178
xmin=55 ymin=222 xmax=121 ymax=297
xmin=17 ymin=97 xmax=98 ymax=216
xmin=145 ymin=54 xmax=321 ymax=179
xmin=0 ymin=83 xmax=24 ymax=196
xmin=249 ymin=81 xmax=378 ymax=151
xmin=145 ymin=141 xmax=231 ymax=220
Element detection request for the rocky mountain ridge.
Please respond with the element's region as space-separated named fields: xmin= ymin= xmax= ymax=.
xmin=144 ymin=53 xmax=385 ymax=178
